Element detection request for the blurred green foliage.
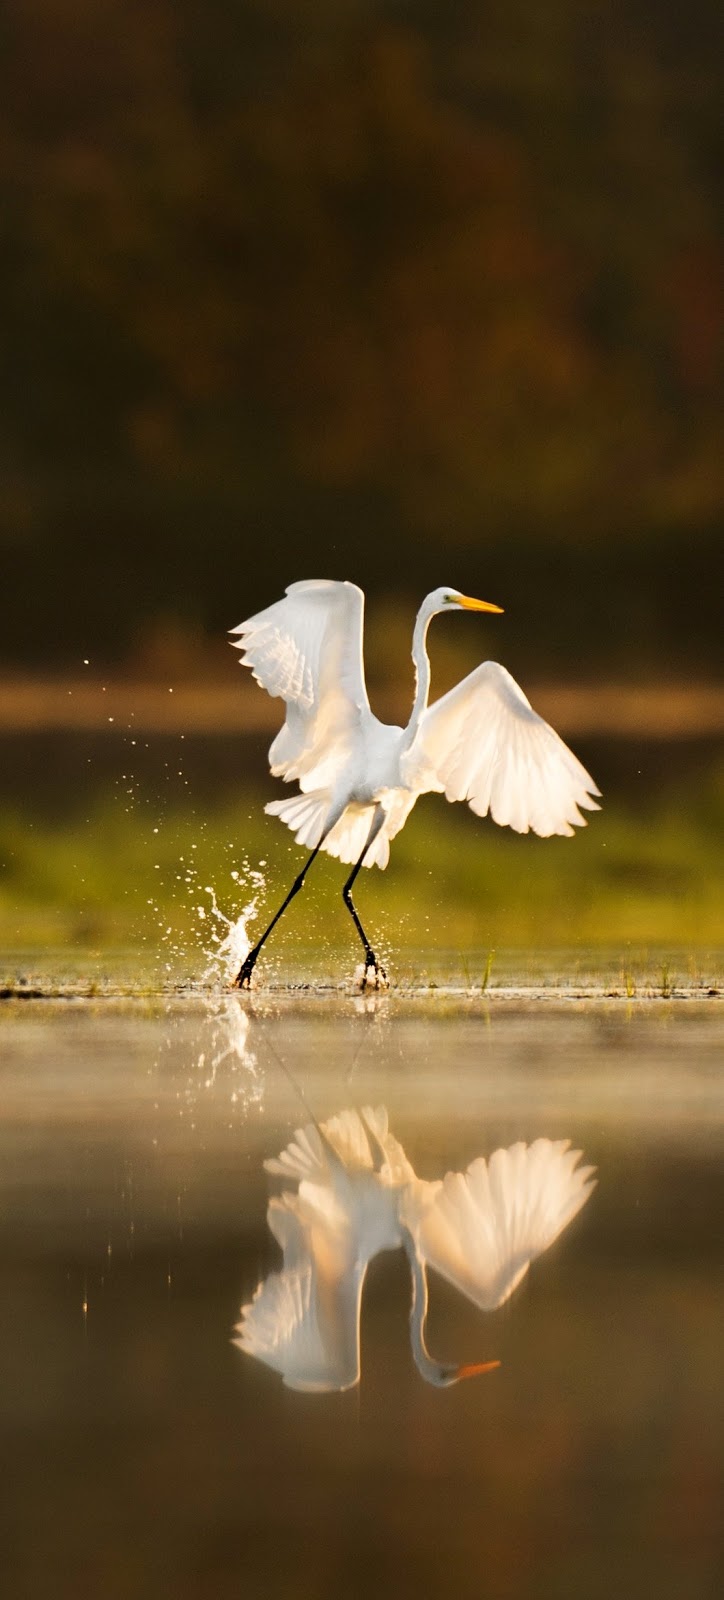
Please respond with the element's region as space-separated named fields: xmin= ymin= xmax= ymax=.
xmin=0 ymin=1 xmax=722 ymax=672
xmin=1 ymin=760 xmax=722 ymax=971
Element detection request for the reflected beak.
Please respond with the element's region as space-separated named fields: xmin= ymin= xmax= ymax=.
xmin=458 ymin=594 xmax=504 ymax=615
xmin=456 ymin=1359 xmax=501 ymax=1381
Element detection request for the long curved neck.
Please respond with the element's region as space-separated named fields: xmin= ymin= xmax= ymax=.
xmin=406 ymin=1243 xmax=436 ymax=1379
xmin=405 ymin=1238 xmax=501 ymax=1388
xmin=404 ymin=602 xmax=435 ymax=745
xmin=406 ymin=1240 xmax=455 ymax=1387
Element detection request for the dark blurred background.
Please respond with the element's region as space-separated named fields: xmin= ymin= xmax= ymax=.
xmin=1 ymin=0 xmax=722 ymax=680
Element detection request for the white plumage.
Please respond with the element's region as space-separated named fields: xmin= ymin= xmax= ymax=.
xmin=237 ymin=1264 xmax=344 ymax=1393
xmin=236 ymin=581 xmax=371 ymax=798
xmin=399 ymin=1137 xmax=597 ymax=1312
xmin=412 ymin=663 xmax=598 ymax=838
xmin=236 ymin=1106 xmax=408 ymax=1392
xmin=230 ymin=579 xmax=600 ymax=985
xmin=235 ymin=1107 xmax=596 ymax=1391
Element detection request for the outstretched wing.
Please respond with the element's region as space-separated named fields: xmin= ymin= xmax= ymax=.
xmin=230 ymin=580 xmax=371 ymax=791
xmin=264 ymin=1105 xmax=415 ymax=1188
xmin=401 ymin=1138 xmax=596 ymax=1311
xmin=264 ymin=1120 xmax=329 ymax=1185
xmin=234 ymin=1261 xmax=364 ymax=1392
xmin=410 ymin=661 xmax=600 ymax=836
xmin=236 ymin=1183 xmax=366 ymax=1391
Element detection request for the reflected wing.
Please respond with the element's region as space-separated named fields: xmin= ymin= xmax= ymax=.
xmin=401 ymin=1139 xmax=596 ymax=1311
xmin=267 ymin=1187 xmax=354 ymax=1275
xmin=411 ymin=661 xmax=600 ymax=836
xmin=230 ymin=580 xmax=371 ymax=789
xmin=244 ymin=1107 xmax=412 ymax=1391
xmin=234 ymin=1261 xmax=364 ymax=1392
xmin=264 ymin=1104 xmax=415 ymax=1187
xmin=264 ymin=1120 xmax=329 ymax=1184
xmin=237 ymin=1185 xmax=365 ymax=1392
xmin=359 ymin=1105 xmax=417 ymax=1186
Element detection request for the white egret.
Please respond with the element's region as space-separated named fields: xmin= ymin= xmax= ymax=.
xmin=230 ymin=581 xmax=600 ymax=988
xmin=234 ymin=1106 xmax=596 ymax=1392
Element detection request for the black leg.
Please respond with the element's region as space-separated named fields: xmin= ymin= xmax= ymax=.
xmin=234 ymin=841 xmax=324 ymax=988
xmin=342 ymin=819 xmax=387 ymax=989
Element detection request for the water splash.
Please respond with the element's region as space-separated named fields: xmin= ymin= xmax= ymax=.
xmin=149 ymin=855 xmax=267 ymax=1116
xmin=145 ymin=851 xmax=266 ymax=988
xmin=155 ymin=994 xmax=264 ymax=1129
xmin=186 ymin=996 xmax=263 ymax=1116
xmin=199 ymin=870 xmax=265 ymax=986
xmin=197 ymin=998 xmax=259 ymax=1087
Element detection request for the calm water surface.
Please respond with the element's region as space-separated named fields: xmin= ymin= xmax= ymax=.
xmin=0 ymin=995 xmax=722 ymax=1599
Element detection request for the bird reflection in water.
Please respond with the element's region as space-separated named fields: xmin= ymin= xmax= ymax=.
xmin=235 ymin=1107 xmax=595 ymax=1391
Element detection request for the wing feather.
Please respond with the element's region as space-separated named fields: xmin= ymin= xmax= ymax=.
xmin=234 ymin=1262 xmax=362 ymax=1391
xmin=400 ymin=1138 xmax=596 ymax=1311
xmin=230 ymin=580 xmax=371 ymax=791
xmin=237 ymin=1179 xmax=365 ymax=1391
xmin=265 ymin=1105 xmax=414 ymax=1186
xmin=410 ymin=661 xmax=600 ymax=837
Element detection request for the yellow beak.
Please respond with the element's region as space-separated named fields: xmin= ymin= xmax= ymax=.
xmin=458 ymin=593 xmax=504 ymax=615
xmin=456 ymin=1359 xmax=502 ymax=1380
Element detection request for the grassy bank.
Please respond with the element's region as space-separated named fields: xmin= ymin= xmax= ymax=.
xmin=1 ymin=761 xmax=722 ymax=980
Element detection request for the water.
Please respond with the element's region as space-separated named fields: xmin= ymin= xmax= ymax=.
xmin=0 ymin=992 xmax=722 ymax=1597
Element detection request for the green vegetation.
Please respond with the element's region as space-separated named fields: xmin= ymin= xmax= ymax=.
xmin=2 ymin=764 xmax=722 ymax=983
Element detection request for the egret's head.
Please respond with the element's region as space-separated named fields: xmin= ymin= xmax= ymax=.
xmin=429 ymin=587 xmax=504 ymax=617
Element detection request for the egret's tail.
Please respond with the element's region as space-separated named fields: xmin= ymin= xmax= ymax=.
xmin=265 ymin=792 xmax=332 ymax=851
xmin=265 ymin=793 xmax=391 ymax=868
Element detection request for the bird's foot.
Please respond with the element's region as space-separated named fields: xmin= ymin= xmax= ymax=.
xmin=234 ymin=949 xmax=260 ymax=990
xmin=356 ymin=953 xmax=388 ymax=992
